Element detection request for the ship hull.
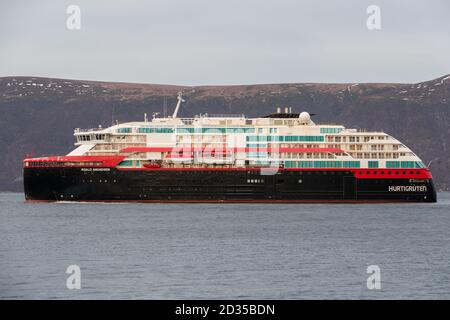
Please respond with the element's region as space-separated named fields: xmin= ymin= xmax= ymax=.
xmin=23 ymin=167 xmax=437 ymax=203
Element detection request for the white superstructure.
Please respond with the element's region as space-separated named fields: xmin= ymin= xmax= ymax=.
xmin=71 ymin=94 xmax=426 ymax=170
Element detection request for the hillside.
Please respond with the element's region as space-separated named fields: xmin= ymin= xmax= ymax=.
xmin=0 ymin=75 xmax=449 ymax=191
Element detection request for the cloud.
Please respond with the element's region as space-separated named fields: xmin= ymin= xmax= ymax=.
xmin=1 ymin=0 xmax=449 ymax=84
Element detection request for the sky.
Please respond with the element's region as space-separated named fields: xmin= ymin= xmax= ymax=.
xmin=1 ymin=0 xmax=450 ymax=85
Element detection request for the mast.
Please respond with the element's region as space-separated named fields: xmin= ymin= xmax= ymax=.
xmin=172 ymin=91 xmax=185 ymax=118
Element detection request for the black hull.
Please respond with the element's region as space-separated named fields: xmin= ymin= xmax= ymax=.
xmin=23 ymin=167 xmax=437 ymax=203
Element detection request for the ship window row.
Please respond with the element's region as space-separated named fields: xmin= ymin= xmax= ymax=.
xmin=176 ymin=127 xmax=255 ymax=134
xmin=368 ymin=161 xmax=379 ymax=168
xmin=248 ymin=152 xmax=338 ymax=159
xmin=247 ymin=179 xmax=264 ymax=184
xmin=358 ymin=171 xmax=422 ymax=176
xmin=386 ymin=161 xmax=425 ymax=168
xmin=247 ymin=152 xmax=268 ymax=158
xmin=117 ymin=128 xmax=132 ymax=133
xmin=320 ymin=128 xmax=343 ymax=134
xmin=284 ymin=161 xmax=361 ymax=168
xmin=283 ymin=153 xmax=336 ymax=159
xmin=347 ymin=152 xmax=399 ymax=159
xmin=78 ymin=135 xmax=91 ymax=141
xmin=27 ymin=161 xmax=102 ymax=166
xmin=77 ymin=134 xmax=107 ymax=142
xmin=27 ymin=161 xmax=63 ymax=166
xmin=327 ymin=136 xmax=389 ymax=143
xmin=246 ymin=143 xmax=268 ymax=148
xmin=138 ymin=127 xmax=174 ymax=133
xmin=246 ymin=136 xmax=325 ymax=142
xmin=253 ymin=160 xmax=272 ymax=165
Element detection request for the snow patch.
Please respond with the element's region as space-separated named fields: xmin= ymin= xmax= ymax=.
xmin=437 ymin=76 xmax=450 ymax=85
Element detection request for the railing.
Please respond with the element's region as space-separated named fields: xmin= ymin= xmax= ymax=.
xmin=204 ymin=114 xmax=245 ymax=118
xmin=74 ymin=128 xmax=104 ymax=133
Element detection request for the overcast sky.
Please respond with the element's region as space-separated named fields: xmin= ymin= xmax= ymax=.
xmin=1 ymin=0 xmax=449 ymax=85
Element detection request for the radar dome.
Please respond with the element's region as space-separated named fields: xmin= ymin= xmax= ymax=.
xmin=299 ymin=112 xmax=311 ymax=124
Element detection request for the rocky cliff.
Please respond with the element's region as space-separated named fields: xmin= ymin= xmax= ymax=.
xmin=1 ymin=75 xmax=449 ymax=191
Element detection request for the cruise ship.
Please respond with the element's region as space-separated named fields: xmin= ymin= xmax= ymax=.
xmin=23 ymin=93 xmax=437 ymax=202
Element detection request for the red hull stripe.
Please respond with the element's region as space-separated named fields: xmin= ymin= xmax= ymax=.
xmin=352 ymin=168 xmax=432 ymax=179
xmin=22 ymin=156 xmax=433 ymax=179
xmin=23 ymin=155 xmax=125 ymax=168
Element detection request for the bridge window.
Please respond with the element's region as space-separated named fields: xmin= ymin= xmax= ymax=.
xmin=117 ymin=128 xmax=132 ymax=133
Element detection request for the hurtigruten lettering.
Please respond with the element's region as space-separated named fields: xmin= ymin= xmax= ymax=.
xmin=389 ymin=185 xmax=427 ymax=192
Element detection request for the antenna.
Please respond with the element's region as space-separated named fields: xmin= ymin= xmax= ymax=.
xmin=427 ymin=157 xmax=439 ymax=168
xmin=111 ymin=103 xmax=115 ymax=126
xmin=163 ymin=96 xmax=167 ymax=118
xmin=144 ymin=113 xmax=147 ymax=122
xmin=172 ymin=91 xmax=185 ymax=118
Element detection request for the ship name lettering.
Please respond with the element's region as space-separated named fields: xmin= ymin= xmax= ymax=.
xmin=81 ymin=168 xmax=110 ymax=172
xmin=388 ymin=185 xmax=427 ymax=192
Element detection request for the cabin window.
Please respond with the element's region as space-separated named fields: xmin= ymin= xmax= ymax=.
xmin=138 ymin=127 xmax=174 ymax=133
xmin=368 ymin=161 xmax=378 ymax=168
xmin=118 ymin=160 xmax=133 ymax=166
xmin=320 ymin=128 xmax=343 ymax=134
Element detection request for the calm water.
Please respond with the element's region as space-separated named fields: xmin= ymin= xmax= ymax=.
xmin=1 ymin=192 xmax=450 ymax=299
